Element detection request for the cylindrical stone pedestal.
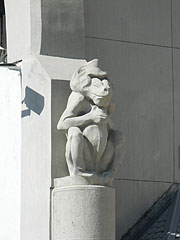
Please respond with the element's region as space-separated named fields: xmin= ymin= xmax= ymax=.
xmin=52 ymin=185 xmax=115 ymax=240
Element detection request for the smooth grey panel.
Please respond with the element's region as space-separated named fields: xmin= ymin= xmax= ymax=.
xmin=114 ymin=180 xmax=171 ymax=239
xmin=172 ymin=0 xmax=180 ymax=48
xmin=84 ymin=0 xmax=171 ymax=46
xmin=173 ymin=49 xmax=180 ymax=183
xmin=41 ymin=0 xmax=85 ymax=58
xmin=86 ymin=38 xmax=173 ymax=182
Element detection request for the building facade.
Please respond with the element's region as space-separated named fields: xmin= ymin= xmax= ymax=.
xmin=0 ymin=0 xmax=180 ymax=239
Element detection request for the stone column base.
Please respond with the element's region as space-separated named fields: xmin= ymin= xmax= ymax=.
xmin=51 ymin=184 xmax=115 ymax=240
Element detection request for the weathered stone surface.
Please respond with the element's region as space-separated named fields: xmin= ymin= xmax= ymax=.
xmin=52 ymin=185 xmax=115 ymax=240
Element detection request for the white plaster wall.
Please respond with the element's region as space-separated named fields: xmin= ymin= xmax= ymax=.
xmin=21 ymin=56 xmax=85 ymax=240
xmin=0 ymin=67 xmax=21 ymax=240
xmin=5 ymin=0 xmax=31 ymax=62
xmin=21 ymin=57 xmax=51 ymax=240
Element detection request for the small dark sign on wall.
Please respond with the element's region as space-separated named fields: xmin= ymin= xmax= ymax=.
xmin=22 ymin=86 xmax=45 ymax=118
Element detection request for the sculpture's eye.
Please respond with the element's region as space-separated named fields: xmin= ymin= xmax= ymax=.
xmin=78 ymin=66 xmax=85 ymax=74
xmin=91 ymin=78 xmax=102 ymax=87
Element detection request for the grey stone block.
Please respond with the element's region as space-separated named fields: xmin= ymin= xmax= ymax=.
xmin=41 ymin=0 xmax=85 ymax=58
xmin=172 ymin=0 xmax=180 ymax=48
xmin=52 ymin=185 xmax=115 ymax=240
xmin=84 ymin=0 xmax=171 ymax=46
xmin=86 ymin=38 xmax=173 ymax=182
xmin=114 ymin=180 xmax=171 ymax=239
xmin=173 ymin=49 xmax=180 ymax=183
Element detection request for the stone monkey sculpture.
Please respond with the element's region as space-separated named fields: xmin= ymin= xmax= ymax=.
xmin=57 ymin=59 xmax=125 ymax=185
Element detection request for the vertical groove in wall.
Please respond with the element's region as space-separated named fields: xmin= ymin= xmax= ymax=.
xmin=171 ymin=0 xmax=175 ymax=183
xmin=49 ymin=187 xmax=53 ymax=240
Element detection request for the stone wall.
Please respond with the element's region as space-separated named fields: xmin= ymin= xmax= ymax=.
xmin=84 ymin=0 xmax=180 ymax=238
xmin=0 ymin=67 xmax=21 ymax=240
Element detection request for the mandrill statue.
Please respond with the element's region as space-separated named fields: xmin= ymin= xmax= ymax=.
xmin=57 ymin=59 xmax=125 ymax=186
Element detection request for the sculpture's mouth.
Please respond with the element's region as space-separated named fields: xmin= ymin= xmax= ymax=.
xmin=91 ymin=94 xmax=111 ymax=107
xmin=92 ymin=93 xmax=109 ymax=98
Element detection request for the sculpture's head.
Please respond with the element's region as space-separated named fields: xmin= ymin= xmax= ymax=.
xmin=70 ymin=59 xmax=112 ymax=107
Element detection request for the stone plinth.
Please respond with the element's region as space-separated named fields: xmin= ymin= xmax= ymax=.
xmin=52 ymin=184 xmax=115 ymax=240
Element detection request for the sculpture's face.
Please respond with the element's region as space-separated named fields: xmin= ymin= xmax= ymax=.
xmin=85 ymin=77 xmax=112 ymax=107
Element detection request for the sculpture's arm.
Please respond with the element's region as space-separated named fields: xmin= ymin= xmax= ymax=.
xmin=57 ymin=92 xmax=108 ymax=130
xmin=57 ymin=112 xmax=93 ymax=130
xmin=57 ymin=92 xmax=91 ymax=130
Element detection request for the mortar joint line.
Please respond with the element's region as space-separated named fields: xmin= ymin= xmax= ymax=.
xmin=85 ymin=36 xmax=180 ymax=50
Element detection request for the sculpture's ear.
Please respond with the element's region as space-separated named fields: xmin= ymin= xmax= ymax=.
xmin=85 ymin=59 xmax=107 ymax=77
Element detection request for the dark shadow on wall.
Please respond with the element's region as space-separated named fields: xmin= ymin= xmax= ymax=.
xmin=51 ymin=80 xmax=71 ymax=183
xmin=22 ymin=86 xmax=45 ymax=118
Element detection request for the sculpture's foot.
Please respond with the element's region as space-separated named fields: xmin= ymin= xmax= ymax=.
xmin=74 ymin=171 xmax=94 ymax=177
xmin=68 ymin=168 xmax=114 ymax=186
xmin=70 ymin=169 xmax=103 ymax=185
xmin=102 ymin=171 xmax=114 ymax=186
xmin=71 ymin=169 xmax=94 ymax=178
xmin=54 ymin=175 xmax=90 ymax=187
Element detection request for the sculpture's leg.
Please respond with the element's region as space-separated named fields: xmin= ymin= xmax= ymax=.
xmin=82 ymin=137 xmax=95 ymax=172
xmin=66 ymin=127 xmax=86 ymax=175
xmin=98 ymin=130 xmax=125 ymax=184
xmin=65 ymin=133 xmax=74 ymax=175
xmin=97 ymin=138 xmax=114 ymax=173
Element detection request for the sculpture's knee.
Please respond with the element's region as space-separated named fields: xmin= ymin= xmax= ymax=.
xmin=68 ymin=127 xmax=83 ymax=140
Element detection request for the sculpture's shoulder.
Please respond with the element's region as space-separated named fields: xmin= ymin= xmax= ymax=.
xmin=67 ymin=91 xmax=86 ymax=107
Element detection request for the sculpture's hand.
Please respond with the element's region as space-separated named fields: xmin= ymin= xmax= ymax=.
xmin=89 ymin=105 xmax=108 ymax=124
